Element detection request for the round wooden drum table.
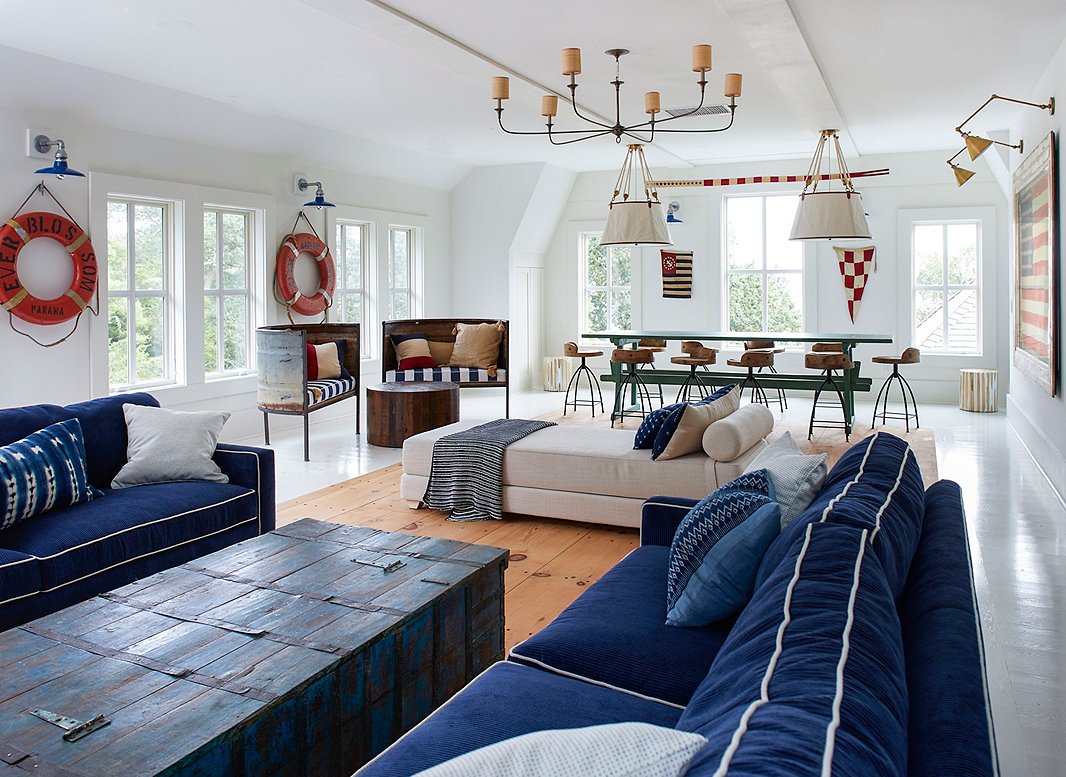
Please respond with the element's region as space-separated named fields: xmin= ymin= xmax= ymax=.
xmin=366 ymin=382 xmax=460 ymax=447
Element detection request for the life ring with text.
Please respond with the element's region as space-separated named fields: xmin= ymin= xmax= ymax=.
xmin=275 ymin=232 xmax=335 ymax=316
xmin=0 ymin=212 xmax=98 ymax=326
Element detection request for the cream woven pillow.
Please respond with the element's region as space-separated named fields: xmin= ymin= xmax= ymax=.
xmin=449 ymin=322 xmax=504 ymax=372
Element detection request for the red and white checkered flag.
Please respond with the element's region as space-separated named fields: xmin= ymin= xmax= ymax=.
xmin=832 ymin=246 xmax=876 ymax=323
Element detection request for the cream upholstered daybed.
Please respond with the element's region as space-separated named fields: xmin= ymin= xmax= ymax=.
xmin=400 ymin=403 xmax=774 ymax=528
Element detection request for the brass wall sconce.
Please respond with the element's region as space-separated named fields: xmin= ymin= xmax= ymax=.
xmin=948 ymin=93 xmax=1055 ymax=185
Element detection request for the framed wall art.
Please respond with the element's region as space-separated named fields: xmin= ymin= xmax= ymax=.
xmin=1012 ymin=131 xmax=1058 ymax=396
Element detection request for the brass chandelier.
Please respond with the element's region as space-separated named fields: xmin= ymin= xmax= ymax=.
xmin=490 ymin=46 xmax=742 ymax=145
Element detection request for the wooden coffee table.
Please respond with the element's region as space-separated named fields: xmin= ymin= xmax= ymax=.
xmin=0 ymin=519 xmax=507 ymax=776
xmin=366 ymin=382 xmax=459 ymax=447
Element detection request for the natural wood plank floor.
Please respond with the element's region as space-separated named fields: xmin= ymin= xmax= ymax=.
xmin=277 ymin=464 xmax=638 ymax=649
xmin=276 ymin=408 xmax=938 ymax=651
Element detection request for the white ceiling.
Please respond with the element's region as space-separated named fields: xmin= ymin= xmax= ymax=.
xmin=0 ymin=0 xmax=1063 ymax=182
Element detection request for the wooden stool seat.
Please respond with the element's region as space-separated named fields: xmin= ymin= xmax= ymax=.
xmin=872 ymin=347 xmax=920 ymax=366
xmin=727 ymin=350 xmax=774 ymax=369
xmin=811 ymin=341 xmax=844 ymax=353
xmin=564 ymin=341 xmax=603 ymax=359
xmin=637 ymin=338 xmax=667 ymax=352
xmin=612 ymin=348 xmax=655 ymax=365
xmin=804 ymin=352 xmax=853 ymax=371
xmin=743 ymin=340 xmax=785 ymax=354
xmin=671 ymin=355 xmax=714 ymax=366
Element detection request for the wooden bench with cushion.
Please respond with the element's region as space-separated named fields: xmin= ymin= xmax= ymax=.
xmin=257 ymin=323 xmax=360 ymax=460
xmin=381 ymin=318 xmax=509 ymax=417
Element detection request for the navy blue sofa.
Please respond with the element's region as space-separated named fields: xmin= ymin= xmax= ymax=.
xmin=0 ymin=392 xmax=275 ymax=630
xmin=357 ymin=432 xmax=997 ymax=776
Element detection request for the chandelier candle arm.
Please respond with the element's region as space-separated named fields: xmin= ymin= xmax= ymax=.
xmin=491 ymin=44 xmax=740 ymax=144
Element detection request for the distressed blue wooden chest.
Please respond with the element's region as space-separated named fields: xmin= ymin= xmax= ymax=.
xmin=0 ymin=519 xmax=508 ymax=776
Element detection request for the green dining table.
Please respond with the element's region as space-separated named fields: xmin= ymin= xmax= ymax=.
xmin=582 ymin=330 xmax=895 ymax=422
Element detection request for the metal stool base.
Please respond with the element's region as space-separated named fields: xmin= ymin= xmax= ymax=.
xmin=738 ymin=369 xmax=770 ymax=407
xmin=676 ymin=366 xmax=715 ymax=403
xmin=751 ymin=365 xmax=787 ymax=411
xmin=808 ymin=370 xmax=851 ymax=441
xmin=563 ymin=357 xmax=605 ymax=417
xmin=612 ymin=366 xmax=657 ymax=427
xmin=872 ymin=365 xmax=919 ymax=432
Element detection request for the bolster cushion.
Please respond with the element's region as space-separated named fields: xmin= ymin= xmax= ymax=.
xmin=702 ymin=404 xmax=774 ymax=461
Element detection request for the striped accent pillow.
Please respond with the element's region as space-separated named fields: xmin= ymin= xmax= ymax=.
xmin=0 ymin=418 xmax=102 ymax=530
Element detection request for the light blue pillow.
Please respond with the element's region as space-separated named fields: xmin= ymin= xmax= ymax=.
xmin=666 ymin=470 xmax=781 ymax=627
xmin=0 ymin=418 xmax=103 ymax=530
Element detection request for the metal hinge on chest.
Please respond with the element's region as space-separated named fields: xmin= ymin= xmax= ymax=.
xmin=351 ymin=557 xmax=406 ymax=573
xmin=27 ymin=709 xmax=110 ymax=742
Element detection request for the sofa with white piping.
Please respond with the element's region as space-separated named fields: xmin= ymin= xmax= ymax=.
xmin=358 ymin=432 xmax=997 ymax=776
xmin=0 ymin=392 xmax=275 ymax=630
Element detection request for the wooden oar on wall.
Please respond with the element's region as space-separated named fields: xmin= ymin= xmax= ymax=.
xmin=648 ymin=168 xmax=890 ymax=188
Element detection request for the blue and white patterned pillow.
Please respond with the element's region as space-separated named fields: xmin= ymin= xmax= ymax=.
xmin=666 ymin=470 xmax=781 ymax=626
xmin=0 ymin=418 xmax=103 ymax=530
xmin=633 ymin=403 xmax=682 ymax=449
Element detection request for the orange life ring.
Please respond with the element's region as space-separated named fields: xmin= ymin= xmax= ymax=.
xmin=275 ymin=232 xmax=335 ymax=316
xmin=0 ymin=212 xmax=98 ymax=326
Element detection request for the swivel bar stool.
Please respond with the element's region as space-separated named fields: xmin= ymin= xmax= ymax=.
xmin=743 ymin=339 xmax=787 ymax=411
xmin=636 ymin=338 xmax=667 ymax=406
xmin=871 ymin=347 xmax=920 ymax=431
xmin=805 ymin=342 xmax=853 ymax=441
xmin=611 ymin=347 xmax=656 ymax=427
xmin=562 ymin=341 xmax=605 ymax=417
xmin=726 ymin=349 xmax=775 ymax=407
xmin=671 ymin=343 xmax=718 ymax=402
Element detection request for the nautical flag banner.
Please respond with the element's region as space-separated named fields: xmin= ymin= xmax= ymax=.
xmin=832 ymin=245 xmax=876 ymax=322
xmin=661 ymin=250 xmax=693 ymax=298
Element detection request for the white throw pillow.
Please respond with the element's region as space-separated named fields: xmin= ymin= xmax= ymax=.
xmin=412 ymin=723 xmax=707 ymax=777
xmin=743 ymin=430 xmax=827 ymax=528
xmin=111 ymin=404 xmax=230 ymax=488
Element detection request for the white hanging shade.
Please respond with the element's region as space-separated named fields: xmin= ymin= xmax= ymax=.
xmin=602 ymin=200 xmax=673 ymax=246
xmin=789 ymin=191 xmax=871 ymax=240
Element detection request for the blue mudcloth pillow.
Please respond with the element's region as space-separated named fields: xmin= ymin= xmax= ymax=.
xmin=666 ymin=470 xmax=781 ymax=626
xmin=634 ymin=404 xmax=683 ymax=449
xmin=634 ymin=385 xmax=735 ymax=451
xmin=0 ymin=418 xmax=103 ymax=530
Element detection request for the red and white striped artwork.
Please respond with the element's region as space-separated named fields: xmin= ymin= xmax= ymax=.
xmin=1012 ymin=132 xmax=1057 ymax=396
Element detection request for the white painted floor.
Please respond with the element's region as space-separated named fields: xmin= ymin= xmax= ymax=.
xmin=239 ymin=387 xmax=1065 ymax=776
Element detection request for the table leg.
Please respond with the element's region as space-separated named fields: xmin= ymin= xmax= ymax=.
xmin=843 ymin=342 xmax=857 ymax=422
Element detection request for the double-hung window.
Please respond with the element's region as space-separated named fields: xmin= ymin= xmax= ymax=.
xmin=387 ymin=227 xmax=413 ymax=320
xmin=581 ymin=232 xmax=631 ymax=337
xmin=911 ymin=221 xmax=980 ymax=354
xmin=106 ymin=198 xmax=173 ymax=390
xmin=724 ymin=194 xmax=803 ymax=334
xmin=203 ymin=207 xmax=252 ymax=377
xmin=335 ymin=221 xmax=370 ymax=357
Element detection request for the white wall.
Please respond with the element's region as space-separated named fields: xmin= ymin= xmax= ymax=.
xmin=450 ymin=163 xmax=575 ymax=388
xmin=0 ymin=109 xmax=452 ymax=440
xmin=544 ymin=150 xmax=1009 ymax=403
xmin=1006 ymin=32 xmax=1066 ymax=497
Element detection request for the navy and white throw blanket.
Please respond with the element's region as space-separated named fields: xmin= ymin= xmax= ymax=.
xmin=423 ymin=419 xmax=556 ymax=522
